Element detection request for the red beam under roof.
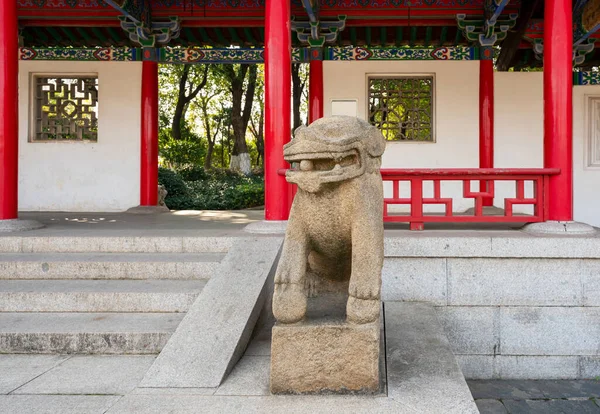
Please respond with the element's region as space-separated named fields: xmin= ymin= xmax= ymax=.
xmin=18 ymin=0 xmax=521 ymax=23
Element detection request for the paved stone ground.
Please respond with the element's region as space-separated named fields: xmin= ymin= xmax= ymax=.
xmin=469 ymin=380 xmax=600 ymax=413
xmin=3 ymin=338 xmax=600 ymax=413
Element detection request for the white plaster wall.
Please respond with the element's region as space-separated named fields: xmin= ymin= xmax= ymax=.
xmin=18 ymin=61 xmax=142 ymax=212
xmin=324 ymin=60 xmax=479 ymax=212
xmin=324 ymin=60 xmax=480 ymax=169
xmin=573 ymin=85 xmax=600 ymax=228
xmin=493 ymin=72 xmax=544 ymax=214
xmin=494 ymin=72 xmax=544 ymax=168
xmin=324 ymin=63 xmax=599 ymax=224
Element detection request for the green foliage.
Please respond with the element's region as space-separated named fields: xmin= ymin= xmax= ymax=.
xmin=158 ymin=125 xmax=207 ymax=169
xmin=158 ymin=167 xmax=264 ymax=210
xmin=158 ymin=167 xmax=188 ymax=198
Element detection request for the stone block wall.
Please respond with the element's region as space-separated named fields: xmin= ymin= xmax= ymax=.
xmin=382 ymin=234 xmax=600 ymax=380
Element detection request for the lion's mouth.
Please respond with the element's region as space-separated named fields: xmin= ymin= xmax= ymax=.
xmin=284 ymin=149 xmax=364 ymax=192
xmin=287 ymin=149 xmax=360 ymax=175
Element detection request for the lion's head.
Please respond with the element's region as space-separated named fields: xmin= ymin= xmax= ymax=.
xmin=284 ymin=116 xmax=386 ymax=193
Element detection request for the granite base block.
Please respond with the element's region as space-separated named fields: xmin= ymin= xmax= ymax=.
xmin=270 ymin=320 xmax=380 ymax=394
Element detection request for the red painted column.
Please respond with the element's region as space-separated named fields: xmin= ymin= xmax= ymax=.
xmin=544 ymin=0 xmax=573 ymax=221
xmin=309 ymin=58 xmax=324 ymax=124
xmin=140 ymin=60 xmax=159 ymax=206
xmin=479 ymin=58 xmax=494 ymax=207
xmin=0 ymin=1 xmax=19 ymax=220
xmin=264 ymin=0 xmax=292 ymax=220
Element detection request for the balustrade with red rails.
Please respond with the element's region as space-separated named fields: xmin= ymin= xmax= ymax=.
xmin=279 ymin=168 xmax=560 ymax=230
xmin=381 ymin=168 xmax=560 ymax=230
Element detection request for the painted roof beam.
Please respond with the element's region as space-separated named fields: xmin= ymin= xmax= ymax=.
xmin=103 ymin=0 xmax=151 ymax=27
xmin=496 ymin=0 xmax=541 ymax=71
xmin=485 ymin=0 xmax=511 ymax=27
xmin=300 ymin=0 xmax=318 ymax=24
xmin=574 ymin=0 xmax=600 ymax=46
xmin=292 ymin=15 xmax=346 ymax=47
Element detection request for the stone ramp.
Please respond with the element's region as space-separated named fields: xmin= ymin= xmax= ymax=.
xmin=140 ymin=237 xmax=283 ymax=388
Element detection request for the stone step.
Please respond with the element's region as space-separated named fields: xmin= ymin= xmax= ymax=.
xmin=0 ymin=236 xmax=235 ymax=254
xmin=0 ymin=253 xmax=224 ymax=280
xmin=0 ymin=280 xmax=207 ymax=313
xmin=0 ymin=313 xmax=183 ymax=354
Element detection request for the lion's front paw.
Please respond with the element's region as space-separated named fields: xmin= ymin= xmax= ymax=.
xmin=346 ymin=296 xmax=380 ymax=324
xmin=273 ymin=283 xmax=307 ymax=324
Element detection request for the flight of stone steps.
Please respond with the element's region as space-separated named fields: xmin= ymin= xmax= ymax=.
xmin=0 ymin=236 xmax=233 ymax=354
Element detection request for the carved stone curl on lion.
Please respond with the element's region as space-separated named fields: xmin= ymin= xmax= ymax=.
xmin=273 ymin=116 xmax=386 ymax=325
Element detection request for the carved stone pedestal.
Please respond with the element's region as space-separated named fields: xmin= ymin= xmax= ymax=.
xmin=270 ymin=319 xmax=380 ymax=394
xmin=270 ymin=293 xmax=380 ymax=394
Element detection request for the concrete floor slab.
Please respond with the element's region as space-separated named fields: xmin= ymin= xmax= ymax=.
xmin=0 ymin=355 xmax=69 ymax=394
xmin=244 ymin=329 xmax=271 ymax=357
xmin=106 ymin=394 xmax=408 ymax=414
xmin=214 ymin=356 xmax=270 ymax=396
xmin=13 ymin=355 xmax=155 ymax=395
xmin=385 ymin=302 xmax=479 ymax=414
xmin=0 ymin=395 xmax=120 ymax=414
xmin=132 ymin=387 xmax=216 ymax=396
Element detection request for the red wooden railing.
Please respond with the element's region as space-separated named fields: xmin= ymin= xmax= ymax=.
xmin=278 ymin=168 xmax=560 ymax=230
xmin=381 ymin=168 xmax=560 ymax=230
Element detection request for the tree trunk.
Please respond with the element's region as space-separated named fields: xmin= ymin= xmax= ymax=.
xmin=171 ymin=65 xmax=209 ymax=141
xmin=171 ymin=66 xmax=190 ymax=141
xmin=256 ymin=106 xmax=264 ymax=168
xmin=204 ymin=141 xmax=215 ymax=170
xmin=292 ymin=63 xmax=303 ymax=131
xmin=228 ymin=64 xmax=257 ymax=175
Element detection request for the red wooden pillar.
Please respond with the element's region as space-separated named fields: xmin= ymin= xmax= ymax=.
xmin=140 ymin=59 xmax=159 ymax=206
xmin=479 ymin=55 xmax=494 ymax=207
xmin=544 ymin=0 xmax=573 ymax=221
xmin=264 ymin=0 xmax=292 ymax=220
xmin=309 ymin=57 xmax=324 ymax=124
xmin=0 ymin=1 xmax=19 ymax=220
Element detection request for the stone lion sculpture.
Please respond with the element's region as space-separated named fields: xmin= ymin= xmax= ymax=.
xmin=273 ymin=116 xmax=385 ymax=325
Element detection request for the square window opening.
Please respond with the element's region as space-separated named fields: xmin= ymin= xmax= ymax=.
xmin=368 ymin=75 xmax=434 ymax=142
xmin=31 ymin=75 xmax=99 ymax=142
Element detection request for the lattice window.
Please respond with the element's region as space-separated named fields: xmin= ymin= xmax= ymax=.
xmin=368 ymin=76 xmax=434 ymax=142
xmin=32 ymin=76 xmax=99 ymax=142
xmin=587 ymin=96 xmax=600 ymax=168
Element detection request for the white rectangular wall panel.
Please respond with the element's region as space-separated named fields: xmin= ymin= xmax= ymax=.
xmin=18 ymin=61 xmax=142 ymax=212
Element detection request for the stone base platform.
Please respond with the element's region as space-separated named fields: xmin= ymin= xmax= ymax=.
xmin=270 ymin=320 xmax=380 ymax=394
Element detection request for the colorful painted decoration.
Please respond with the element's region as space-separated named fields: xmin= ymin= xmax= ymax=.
xmin=19 ymin=47 xmax=141 ymax=61
xmin=160 ymin=47 xmax=265 ymax=63
xmin=576 ymin=71 xmax=600 ymax=85
xmin=18 ymin=45 xmax=482 ymax=63
xmin=327 ymin=46 xmax=478 ymax=61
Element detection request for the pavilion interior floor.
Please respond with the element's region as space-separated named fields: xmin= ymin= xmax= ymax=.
xmin=2 ymin=210 xmax=570 ymax=237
